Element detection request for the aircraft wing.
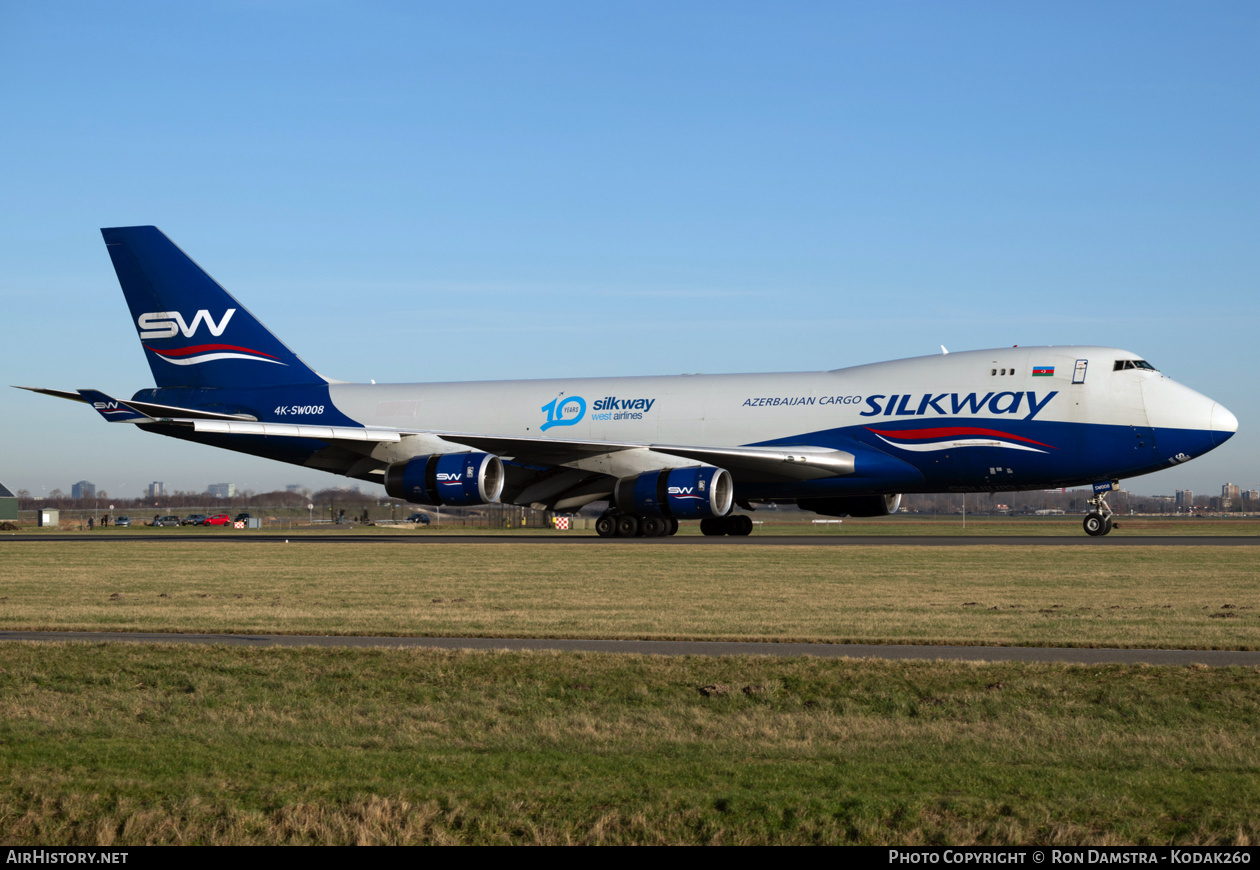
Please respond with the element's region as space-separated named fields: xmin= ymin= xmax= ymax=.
xmin=440 ymin=432 xmax=856 ymax=481
xmin=186 ymin=421 xmax=854 ymax=481
xmin=18 ymin=387 xmax=863 ymax=498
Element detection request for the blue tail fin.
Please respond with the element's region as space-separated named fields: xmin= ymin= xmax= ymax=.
xmin=101 ymin=226 xmax=325 ymax=389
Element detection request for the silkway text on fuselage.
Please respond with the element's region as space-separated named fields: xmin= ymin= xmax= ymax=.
xmin=593 ymin=397 xmax=656 ymax=412
xmin=862 ymin=391 xmax=1058 ymax=421
xmin=740 ymin=391 xmax=1058 ymax=421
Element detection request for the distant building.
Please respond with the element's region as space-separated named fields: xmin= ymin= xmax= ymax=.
xmin=71 ymin=480 xmax=96 ymax=500
xmin=207 ymin=483 xmax=236 ymax=498
xmin=1176 ymin=490 xmax=1193 ymax=511
xmin=1218 ymin=483 xmax=1239 ymax=511
xmin=0 ymin=481 xmax=16 ymax=521
xmin=286 ymin=484 xmax=303 ymax=492
xmin=147 ymin=482 xmax=165 ymax=498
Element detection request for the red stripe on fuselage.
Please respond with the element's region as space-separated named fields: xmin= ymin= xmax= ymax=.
xmin=865 ymin=426 xmax=1056 ymax=449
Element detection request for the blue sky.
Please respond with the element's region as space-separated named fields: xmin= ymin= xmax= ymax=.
xmin=2 ymin=2 xmax=1255 ymax=499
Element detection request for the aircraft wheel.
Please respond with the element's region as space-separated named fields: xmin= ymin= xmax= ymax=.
xmin=640 ymin=516 xmax=666 ymax=537
xmin=1083 ymin=513 xmax=1108 ymax=537
xmin=699 ymin=517 xmax=724 ymax=536
xmin=1102 ymin=516 xmax=1114 ymax=536
xmin=616 ymin=515 xmax=640 ymax=537
xmin=666 ymin=517 xmax=679 ymax=536
xmin=595 ymin=515 xmax=617 ymax=538
xmin=729 ymin=515 xmax=754 ymax=536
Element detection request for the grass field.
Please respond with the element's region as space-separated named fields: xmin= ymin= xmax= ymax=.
xmin=2 ymin=538 xmax=1257 ymax=845
xmin=0 ymin=542 xmax=1255 ymax=649
xmin=0 ymin=643 xmax=1257 ymax=845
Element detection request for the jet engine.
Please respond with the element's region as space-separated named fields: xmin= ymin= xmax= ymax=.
xmin=614 ymin=466 xmax=733 ymax=519
xmin=797 ymin=494 xmax=901 ymax=518
xmin=384 ymin=452 xmax=504 ymax=506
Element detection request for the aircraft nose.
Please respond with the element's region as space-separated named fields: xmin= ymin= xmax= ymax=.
xmin=1210 ymin=402 xmax=1239 ymax=445
xmin=1140 ymin=376 xmax=1237 ymax=458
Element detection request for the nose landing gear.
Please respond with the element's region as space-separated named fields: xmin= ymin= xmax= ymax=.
xmin=1082 ymin=512 xmax=1111 ymax=536
xmin=1082 ymin=491 xmax=1120 ymax=537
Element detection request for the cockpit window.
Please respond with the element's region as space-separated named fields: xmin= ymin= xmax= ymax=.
xmin=1113 ymin=359 xmax=1157 ymax=372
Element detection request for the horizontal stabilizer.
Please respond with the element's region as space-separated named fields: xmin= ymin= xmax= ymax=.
xmin=15 ymin=385 xmax=258 ymax=422
xmin=98 ymin=396 xmax=258 ymax=422
xmin=13 ymin=386 xmax=87 ymax=403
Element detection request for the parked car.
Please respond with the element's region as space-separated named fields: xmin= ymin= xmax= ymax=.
xmin=202 ymin=513 xmax=232 ymax=526
xmin=181 ymin=514 xmax=207 ymax=526
xmin=115 ymin=516 xmax=131 ymax=528
xmin=406 ymin=513 xmax=431 ymax=525
xmin=154 ymin=515 xmax=181 ymax=527
xmin=233 ymin=512 xmax=252 ymax=523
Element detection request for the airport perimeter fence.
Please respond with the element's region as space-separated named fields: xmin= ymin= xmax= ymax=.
xmin=10 ymin=504 xmax=587 ymax=531
xmin=10 ymin=504 xmax=1258 ymax=533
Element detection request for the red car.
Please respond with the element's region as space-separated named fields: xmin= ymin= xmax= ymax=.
xmin=201 ymin=513 xmax=232 ymax=526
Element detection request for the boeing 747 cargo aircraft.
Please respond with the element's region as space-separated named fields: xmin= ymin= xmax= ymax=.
xmin=18 ymin=227 xmax=1238 ymax=536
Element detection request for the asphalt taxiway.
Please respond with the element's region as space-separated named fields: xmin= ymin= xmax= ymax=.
xmin=2 ymin=630 xmax=1257 ymax=666
xmin=3 ymin=534 xmax=1258 ymax=546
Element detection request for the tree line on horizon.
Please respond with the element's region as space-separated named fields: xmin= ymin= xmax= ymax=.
xmin=10 ymin=486 xmax=1250 ymax=516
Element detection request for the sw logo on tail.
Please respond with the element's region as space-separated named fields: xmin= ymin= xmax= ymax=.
xmin=138 ymin=309 xmax=236 ymax=339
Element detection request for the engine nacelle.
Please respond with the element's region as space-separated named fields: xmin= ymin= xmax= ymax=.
xmin=614 ymin=466 xmax=733 ymax=519
xmin=798 ymin=494 xmax=901 ymax=518
xmin=384 ymin=452 xmax=504 ymax=506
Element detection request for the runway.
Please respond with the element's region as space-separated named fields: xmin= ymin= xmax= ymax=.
xmin=2 ymin=630 xmax=1257 ymax=666
xmin=3 ymin=533 xmax=1258 ymax=545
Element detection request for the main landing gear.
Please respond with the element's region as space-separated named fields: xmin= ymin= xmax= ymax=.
xmin=700 ymin=515 xmax=754 ymax=536
xmin=1082 ymin=491 xmax=1120 ymax=537
xmin=594 ymin=511 xmax=755 ymax=537
xmin=595 ymin=511 xmax=680 ymax=538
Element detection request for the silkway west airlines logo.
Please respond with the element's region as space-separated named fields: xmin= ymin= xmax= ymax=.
xmin=136 ymin=309 xmax=284 ymax=367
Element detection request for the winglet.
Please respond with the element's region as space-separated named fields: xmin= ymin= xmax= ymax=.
xmin=76 ymin=389 xmax=151 ymax=422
